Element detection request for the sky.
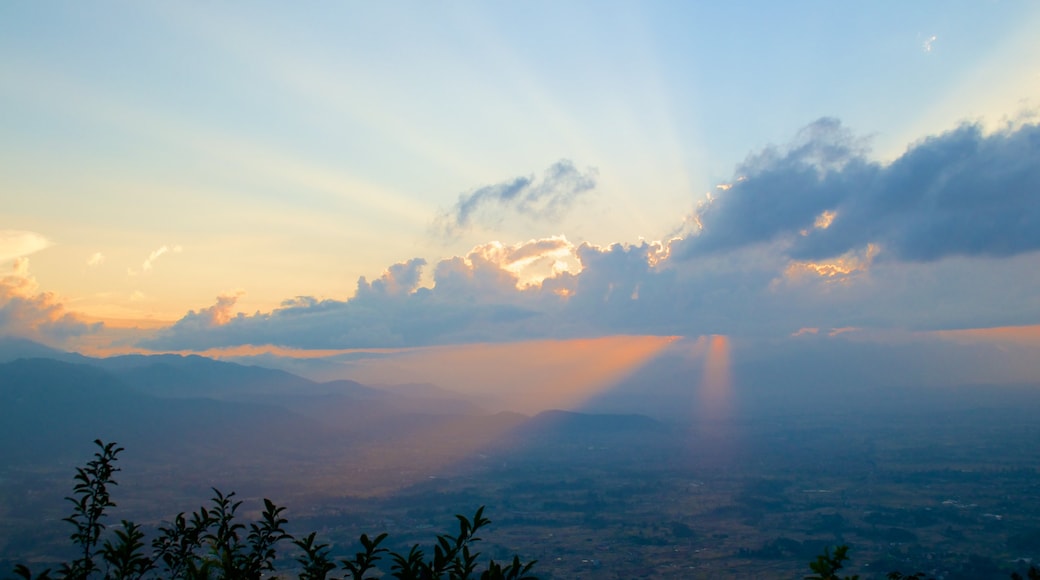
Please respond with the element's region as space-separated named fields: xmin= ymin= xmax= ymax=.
xmin=3 ymin=2 xmax=1040 ymax=383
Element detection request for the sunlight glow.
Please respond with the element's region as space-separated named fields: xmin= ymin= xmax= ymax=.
xmin=930 ymin=324 xmax=1040 ymax=347
xmin=814 ymin=210 xmax=836 ymax=230
xmin=783 ymin=243 xmax=878 ymax=283
xmin=344 ymin=335 xmax=679 ymax=415
xmin=697 ymin=334 xmax=733 ymax=421
xmin=301 ymin=335 xmax=681 ymax=494
xmin=471 ymin=237 xmax=581 ymax=289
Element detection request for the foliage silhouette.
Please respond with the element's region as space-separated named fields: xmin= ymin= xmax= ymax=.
xmin=8 ymin=440 xmax=538 ymax=580
xmin=805 ymin=545 xmax=858 ymax=580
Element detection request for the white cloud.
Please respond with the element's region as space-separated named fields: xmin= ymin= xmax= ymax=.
xmin=0 ymin=230 xmax=52 ymax=263
xmin=467 ymin=236 xmax=580 ymax=288
xmin=87 ymin=252 xmax=105 ymax=267
xmin=923 ymin=34 xmax=938 ymax=53
xmin=141 ymin=244 xmax=183 ymax=272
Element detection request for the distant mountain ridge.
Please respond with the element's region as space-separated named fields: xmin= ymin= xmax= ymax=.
xmin=0 ymin=337 xmax=91 ymax=364
xmin=0 ymin=338 xmax=670 ymax=476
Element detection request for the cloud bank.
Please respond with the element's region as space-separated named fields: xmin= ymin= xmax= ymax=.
xmin=128 ymin=118 xmax=1040 ymax=351
xmin=679 ymin=117 xmax=1040 ymax=262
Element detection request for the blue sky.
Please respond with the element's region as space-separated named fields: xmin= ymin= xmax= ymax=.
xmin=2 ymin=2 xmax=1040 ymax=363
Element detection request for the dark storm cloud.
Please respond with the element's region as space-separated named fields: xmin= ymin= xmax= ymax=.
xmin=436 ymin=160 xmax=597 ymax=236
xmin=681 ymin=119 xmax=1040 ymax=262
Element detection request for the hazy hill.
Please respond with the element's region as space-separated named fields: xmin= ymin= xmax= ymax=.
xmin=0 ymin=337 xmax=90 ymax=364
xmin=0 ymin=357 xmax=332 ymax=467
xmin=0 ymin=340 xmax=675 ymax=494
xmin=90 ymin=353 xmax=317 ymax=400
xmin=0 ymin=358 xmax=147 ymax=462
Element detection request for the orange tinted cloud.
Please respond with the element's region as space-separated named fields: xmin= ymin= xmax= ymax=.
xmin=930 ymin=324 xmax=1040 ymax=347
xmin=0 ymin=258 xmax=101 ymax=344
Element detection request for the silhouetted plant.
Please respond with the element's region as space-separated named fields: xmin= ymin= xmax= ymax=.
xmin=205 ymin=488 xmax=247 ymax=577
xmin=151 ymin=507 xmax=213 ymax=578
xmin=385 ymin=507 xmax=535 ymax=580
xmin=293 ymin=532 xmax=337 ymax=580
xmin=243 ymin=498 xmax=292 ymax=577
xmin=339 ymin=532 xmax=388 ymax=580
xmin=1011 ymin=566 xmax=1040 ymax=580
xmin=8 ymin=440 xmax=538 ymax=580
xmin=62 ymin=440 xmax=124 ymax=580
xmin=886 ymin=572 xmax=933 ymax=579
xmin=99 ymin=520 xmax=154 ymax=580
xmin=21 ymin=440 xmax=1040 ymax=580
xmin=805 ymin=545 xmax=859 ymax=580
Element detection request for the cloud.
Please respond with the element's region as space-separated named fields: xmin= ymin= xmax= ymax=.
xmin=922 ymin=34 xmax=937 ymax=53
xmin=137 ymin=118 xmax=1040 ymax=351
xmin=678 ymin=118 xmax=1040 ymax=263
xmin=0 ymin=230 xmax=52 ymax=262
xmin=139 ymin=238 xmax=713 ymax=350
xmin=167 ymin=291 xmax=244 ymax=329
xmin=678 ymin=118 xmax=873 ymax=255
xmin=139 ymin=244 xmax=183 ymax=273
xmin=456 ymin=236 xmax=579 ymax=289
xmin=435 ymin=160 xmax=597 ymax=237
xmin=0 ymin=258 xmax=102 ymax=345
xmin=139 ymin=235 xmax=1040 ymax=351
xmin=356 ymin=258 xmax=427 ymax=300
xmin=87 ymin=252 xmax=105 ymax=267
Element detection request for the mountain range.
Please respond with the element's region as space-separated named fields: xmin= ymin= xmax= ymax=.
xmin=0 ymin=338 xmax=666 ymax=486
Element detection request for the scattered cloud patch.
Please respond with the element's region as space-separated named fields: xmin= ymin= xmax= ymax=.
xmin=142 ymin=245 xmax=182 ymax=272
xmin=0 ymin=230 xmax=52 ymax=263
xmin=922 ymin=34 xmax=938 ymax=53
xmin=435 ymin=160 xmax=597 ymax=237
xmin=87 ymin=252 xmax=105 ymax=267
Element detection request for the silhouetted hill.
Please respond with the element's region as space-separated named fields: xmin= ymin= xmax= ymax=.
xmin=320 ymin=378 xmax=384 ymax=398
xmin=0 ymin=358 xmax=158 ymax=462
xmin=0 ymin=358 xmax=327 ymax=466
xmin=0 ymin=337 xmax=89 ymax=364
xmin=91 ymin=354 xmax=316 ymax=400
